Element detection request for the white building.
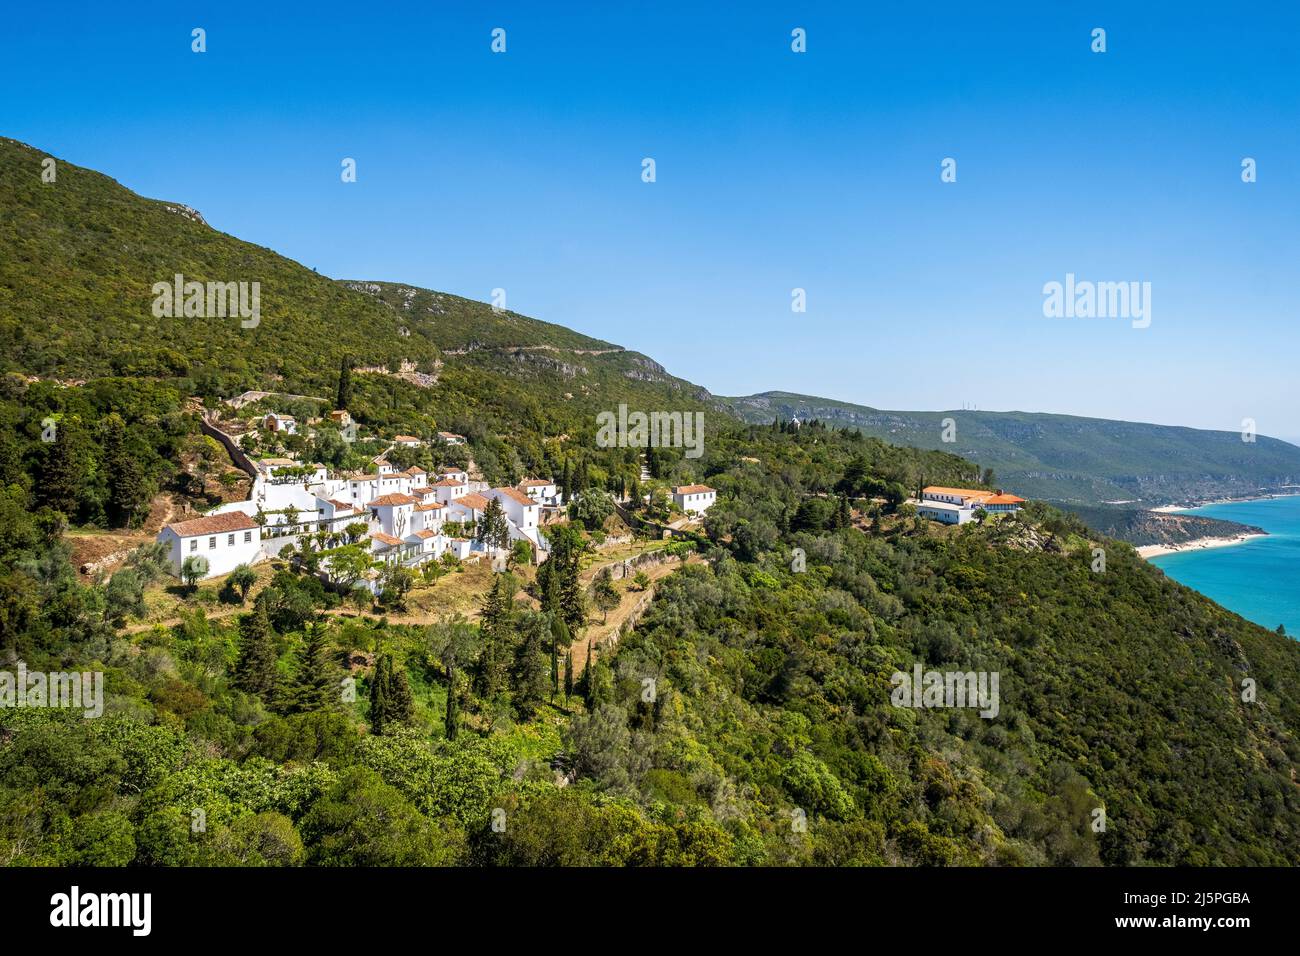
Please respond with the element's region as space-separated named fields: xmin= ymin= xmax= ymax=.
xmin=366 ymin=493 xmax=419 ymax=538
xmin=432 ymin=476 xmax=469 ymax=504
xmin=916 ymin=486 xmax=1026 ymax=525
xmin=485 ymin=487 xmax=543 ymax=552
xmin=518 ymin=478 xmax=560 ymax=506
xmin=437 ymin=431 xmax=467 ymax=446
xmin=392 ymin=434 xmax=423 ymax=448
xmin=447 ymin=492 xmax=490 ymax=526
xmin=263 ymin=413 xmax=297 ymax=435
xmin=672 ymin=484 xmax=717 ymax=516
xmin=158 ymin=511 xmax=262 ymax=578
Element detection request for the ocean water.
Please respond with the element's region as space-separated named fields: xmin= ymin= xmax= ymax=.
xmin=1149 ymin=496 xmax=1300 ymax=637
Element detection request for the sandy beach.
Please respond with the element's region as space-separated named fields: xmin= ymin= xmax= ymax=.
xmin=1137 ymin=533 xmax=1269 ymax=559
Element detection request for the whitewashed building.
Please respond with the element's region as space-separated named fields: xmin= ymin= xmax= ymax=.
xmin=672 ymin=484 xmax=717 ymax=516
xmin=159 ymin=512 xmax=262 ymax=578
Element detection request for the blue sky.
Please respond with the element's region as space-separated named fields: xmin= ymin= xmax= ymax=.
xmin=3 ymin=1 xmax=1297 ymax=435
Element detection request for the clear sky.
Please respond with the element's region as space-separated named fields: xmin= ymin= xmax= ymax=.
xmin=3 ymin=1 xmax=1297 ymax=435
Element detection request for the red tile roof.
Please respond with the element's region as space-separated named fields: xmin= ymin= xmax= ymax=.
xmin=493 ymin=487 xmax=536 ymax=506
xmin=370 ymin=531 xmax=403 ymax=547
xmin=366 ymin=493 xmax=418 ymax=507
xmin=165 ymin=511 xmax=259 ymax=537
xmin=673 ymin=484 xmax=716 ymax=495
xmin=453 ymin=493 xmax=490 ymax=511
xmin=415 ymin=501 xmax=445 ymax=512
xmin=433 ymin=478 xmax=464 ymax=487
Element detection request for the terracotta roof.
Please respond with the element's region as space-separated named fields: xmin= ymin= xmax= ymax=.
xmin=259 ymin=457 xmax=296 ymax=466
xmin=165 ymin=511 xmax=259 ymax=537
xmin=351 ymin=475 xmax=381 ymax=482
xmin=325 ymin=499 xmax=355 ymax=512
xmin=366 ymin=493 xmax=418 ymax=507
xmin=433 ymin=478 xmax=464 ymax=487
xmin=410 ymin=485 xmax=433 ymax=495
xmin=673 ymin=484 xmax=716 ymax=495
xmin=437 ymin=431 xmax=465 ymax=439
xmin=922 ymin=486 xmax=1022 ymax=504
xmin=518 ymin=479 xmax=553 ymax=488
xmin=404 ymin=466 xmax=426 ymax=475
xmin=370 ymin=532 xmax=403 ymax=547
xmin=394 ymin=435 xmax=421 ymax=443
xmin=415 ymin=501 xmax=445 ymax=512
xmin=493 ymin=487 xmax=536 ymax=506
xmin=453 ymin=493 xmax=490 ymax=510
xmin=410 ymin=529 xmax=438 ymax=539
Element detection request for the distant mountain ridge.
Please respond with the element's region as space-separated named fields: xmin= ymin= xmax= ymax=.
xmin=721 ymin=391 xmax=1300 ymax=507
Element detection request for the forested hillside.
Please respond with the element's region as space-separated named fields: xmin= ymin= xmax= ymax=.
xmin=724 ymin=391 xmax=1300 ymax=507
xmin=1 ymin=138 xmax=1298 ymax=867
xmin=3 ymin=419 xmax=1298 ymax=865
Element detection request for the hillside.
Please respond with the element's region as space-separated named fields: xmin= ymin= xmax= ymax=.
xmin=1 ymin=140 xmax=1299 ymax=868
xmin=723 ymin=391 xmax=1300 ymax=507
xmin=0 ymin=138 xmax=716 ymax=439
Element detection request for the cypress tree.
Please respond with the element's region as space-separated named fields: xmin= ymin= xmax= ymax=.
xmin=369 ymin=655 xmax=390 ymax=735
xmin=564 ymin=650 xmax=574 ymax=702
xmin=336 ymin=356 xmax=352 ymax=410
xmin=549 ymin=615 xmax=571 ymax=700
xmin=445 ymin=661 xmax=460 ymax=741
xmin=476 ymin=574 xmax=513 ymax=701
xmin=388 ymin=657 xmax=414 ymax=726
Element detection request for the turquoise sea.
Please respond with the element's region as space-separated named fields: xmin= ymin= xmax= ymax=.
xmin=1149 ymin=496 xmax=1300 ymax=637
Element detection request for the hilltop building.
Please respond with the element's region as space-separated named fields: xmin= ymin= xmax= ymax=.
xmin=916 ymin=486 xmax=1025 ymax=525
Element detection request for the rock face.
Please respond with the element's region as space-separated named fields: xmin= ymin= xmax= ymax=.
xmin=162 ymin=203 xmax=207 ymax=226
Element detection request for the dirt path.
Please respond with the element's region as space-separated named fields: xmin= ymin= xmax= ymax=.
xmin=571 ymin=555 xmax=699 ymax=673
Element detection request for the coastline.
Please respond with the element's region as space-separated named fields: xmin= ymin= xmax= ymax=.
xmin=1150 ymin=489 xmax=1300 ymax=514
xmin=1138 ymin=532 xmax=1269 ymax=560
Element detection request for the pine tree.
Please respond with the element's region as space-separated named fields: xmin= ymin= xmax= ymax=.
xmin=564 ymin=650 xmax=574 ymax=702
xmin=234 ymin=596 xmax=278 ymax=701
xmin=41 ymin=416 xmax=89 ymax=518
xmin=290 ymin=621 xmax=335 ymax=712
xmin=511 ymin=612 xmax=550 ymax=719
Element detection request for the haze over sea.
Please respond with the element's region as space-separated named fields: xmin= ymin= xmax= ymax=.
xmin=1150 ymin=496 xmax=1300 ymax=638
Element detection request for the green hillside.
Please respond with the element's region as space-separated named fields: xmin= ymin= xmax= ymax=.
xmin=1 ymin=139 xmax=1298 ymax=868
xmin=723 ymin=391 xmax=1300 ymax=506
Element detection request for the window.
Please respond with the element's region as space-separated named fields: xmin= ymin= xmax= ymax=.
xmin=227 ymin=534 xmax=235 ymax=546
xmin=208 ymin=537 xmax=216 ymax=549
xmin=244 ymin=531 xmax=252 ymax=543
xmin=189 ymin=539 xmax=197 ymax=552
